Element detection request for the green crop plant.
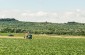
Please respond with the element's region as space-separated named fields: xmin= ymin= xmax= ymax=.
xmin=0 ymin=36 xmax=85 ymax=55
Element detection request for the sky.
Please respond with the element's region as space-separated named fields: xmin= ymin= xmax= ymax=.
xmin=0 ymin=0 xmax=85 ymax=23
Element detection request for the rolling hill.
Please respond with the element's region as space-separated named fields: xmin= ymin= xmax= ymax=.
xmin=0 ymin=18 xmax=85 ymax=36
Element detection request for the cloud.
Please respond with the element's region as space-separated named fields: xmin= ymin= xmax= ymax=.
xmin=0 ymin=9 xmax=85 ymax=23
xmin=21 ymin=11 xmax=48 ymax=17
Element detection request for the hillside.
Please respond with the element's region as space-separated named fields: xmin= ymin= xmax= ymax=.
xmin=0 ymin=18 xmax=85 ymax=36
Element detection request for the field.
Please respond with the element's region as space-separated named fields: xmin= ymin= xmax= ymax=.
xmin=0 ymin=34 xmax=85 ymax=55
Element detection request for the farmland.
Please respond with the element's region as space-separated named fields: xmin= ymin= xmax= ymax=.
xmin=0 ymin=35 xmax=85 ymax=55
xmin=0 ymin=18 xmax=85 ymax=55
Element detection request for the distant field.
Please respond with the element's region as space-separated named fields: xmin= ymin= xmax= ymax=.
xmin=0 ymin=33 xmax=85 ymax=37
xmin=0 ymin=33 xmax=24 ymax=37
xmin=0 ymin=35 xmax=85 ymax=55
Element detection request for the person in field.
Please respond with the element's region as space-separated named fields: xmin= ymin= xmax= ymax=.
xmin=24 ymin=31 xmax=32 ymax=39
xmin=24 ymin=32 xmax=29 ymax=39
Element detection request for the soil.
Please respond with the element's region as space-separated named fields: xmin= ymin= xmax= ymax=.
xmin=0 ymin=35 xmax=85 ymax=39
xmin=0 ymin=36 xmax=24 ymax=39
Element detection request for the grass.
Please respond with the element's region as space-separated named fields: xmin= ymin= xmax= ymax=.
xmin=0 ymin=35 xmax=85 ymax=55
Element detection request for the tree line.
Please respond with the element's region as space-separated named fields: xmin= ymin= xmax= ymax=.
xmin=0 ymin=18 xmax=85 ymax=36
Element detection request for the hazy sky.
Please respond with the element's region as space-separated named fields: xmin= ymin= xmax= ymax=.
xmin=0 ymin=0 xmax=85 ymax=23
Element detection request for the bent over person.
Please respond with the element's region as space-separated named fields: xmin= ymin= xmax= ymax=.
xmin=24 ymin=32 xmax=29 ymax=39
xmin=24 ymin=31 xmax=32 ymax=39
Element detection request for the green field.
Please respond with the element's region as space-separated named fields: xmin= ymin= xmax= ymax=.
xmin=0 ymin=35 xmax=85 ymax=55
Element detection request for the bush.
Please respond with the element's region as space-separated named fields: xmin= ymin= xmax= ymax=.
xmin=8 ymin=34 xmax=14 ymax=36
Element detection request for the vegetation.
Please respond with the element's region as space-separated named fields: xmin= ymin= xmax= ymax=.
xmin=0 ymin=18 xmax=85 ymax=36
xmin=0 ymin=36 xmax=85 ymax=55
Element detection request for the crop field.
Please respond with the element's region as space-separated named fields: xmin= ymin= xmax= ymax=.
xmin=0 ymin=35 xmax=85 ymax=55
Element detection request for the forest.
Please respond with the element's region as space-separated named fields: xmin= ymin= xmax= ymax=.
xmin=0 ymin=18 xmax=85 ymax=36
